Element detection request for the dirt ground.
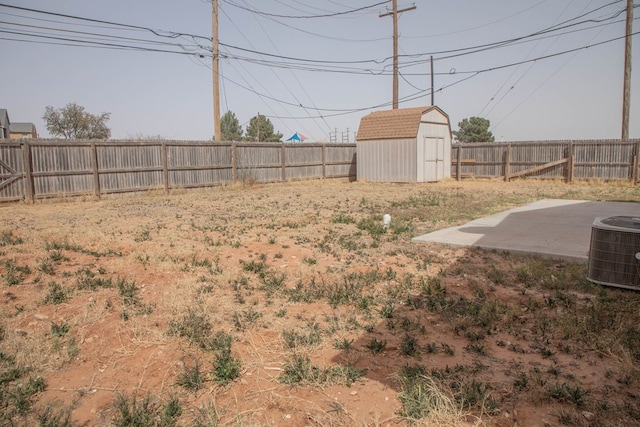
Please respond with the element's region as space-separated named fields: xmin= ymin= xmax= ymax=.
xmin=1 ymin=178 xmax=639 ymax=426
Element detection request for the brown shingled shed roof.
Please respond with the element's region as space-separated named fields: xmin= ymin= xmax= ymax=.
xmin=357 ymin=106 xmax=442 ymax=141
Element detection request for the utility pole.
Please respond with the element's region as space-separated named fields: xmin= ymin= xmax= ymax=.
xmin=621 ymin=0 xmax=633 ymax=141
xmin=430 ymin=55 xmax=434 ymax=106
xmin=380 ymin=0 xmax=416 ymax=109
xmin=212 ymin=0 xmax=221 ymax=141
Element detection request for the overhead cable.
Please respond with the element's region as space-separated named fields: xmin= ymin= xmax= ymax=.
xmin=221 ymin=0 xmax=390 ymax=19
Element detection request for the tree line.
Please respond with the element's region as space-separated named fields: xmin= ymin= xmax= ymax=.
xmin=41 ymin=103 xmax=494 ymax=143
xmin=220 ymin=111 xmax=282 ymax=142
xmin=41 ymin=103 xmax=284 ymax=142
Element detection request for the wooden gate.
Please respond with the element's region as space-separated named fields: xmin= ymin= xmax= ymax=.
xmin=0 ymin=143 xmax=26 ymax=201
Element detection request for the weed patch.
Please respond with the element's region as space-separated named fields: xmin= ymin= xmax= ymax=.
xmin=76 ymin=268 xmax=113 ymax=291
xmin=213 ymin=343 xmax=241 ymax=385
xmin=112 ymin=392 xmax=181 ymax=427
xmin=0 ymin=230 xmax=24 ymax=246
xmin=366 ymin=338 xmax=387 ymax=354
xmin=43 ymin=281 xmax=69 ymax=305
xmin=46 ymin=241 xmax=122 ymax=258
xmin=177 ymin=358 xmax=204 ymax=392
xmin=357 ymin=216 xmax=387 ymax=240
xmin=36 ymin=403 xmax=74 ymax=427
xmin=3 ymin=259 xmax=31 ymax=286
xmin=282 ymin=322 xmax=322 ymax=348
xmin=279 ymin=355 xmax=365 ymax=387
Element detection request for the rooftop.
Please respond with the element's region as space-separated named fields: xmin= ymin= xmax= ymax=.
xmin=357 ymin=106 xmax=443 ymax=141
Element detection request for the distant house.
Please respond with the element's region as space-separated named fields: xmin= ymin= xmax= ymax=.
xmin=356 ymin=106 xmax=452 ymax=182
xmin=10 ymin=122 xmax=38 ymax=139
xmin=0 ymin=109 xmax=9 ymax=139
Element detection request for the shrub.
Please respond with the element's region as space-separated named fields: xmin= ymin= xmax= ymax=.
xmin=43 ymin=282 xmax=68 ymax=305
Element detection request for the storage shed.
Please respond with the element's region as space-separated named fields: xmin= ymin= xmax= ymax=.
xmin=356 ymin=106 xmax=452 ymax=182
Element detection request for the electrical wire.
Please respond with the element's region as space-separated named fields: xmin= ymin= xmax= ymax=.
xmin=218 ymin=3 xmax=310 ymax=138
xmin=1 ymin=0 xmax=633 ymax=136
xmin=0 ymin=19 xmax=202 ymax=50
xmin=218 ymin=15 xmax=631 ymax=77
xmin=0 ymin=3 xmax=211 ymax=40
xmin=221 ymin=4 xmax=630 ymax=69
xmin=402 ymin=0 xmax=551 ymax=40
xmin=0 ymin=28 xmax=205 ymax=56
xmin=238 ymin=10 xmax=390 ymax=43
xmin=0 ymin=1 xmax=629 ymax=70
xmin=221 ymin=0 xmax=390 ymax=19
xmin=220 ymin=28 xmax=638 ymax=121
xmin=265 ymin=72 xmax=480 ymax=120
xmin=490 ymin=10 xmax=617 ymax=134
xmin=479 ymin=0 xmax=584 ymax=117
xmin=229 ymin=1 xmax=333 ymax=136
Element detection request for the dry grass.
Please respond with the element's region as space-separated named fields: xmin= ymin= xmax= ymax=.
xmin=1 ymin=178 xmax=639 ymax=426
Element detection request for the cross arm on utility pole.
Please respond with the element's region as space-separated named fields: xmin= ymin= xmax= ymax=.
xmin=379 ymin=2 xmax=416 ymax=18
xmin=380 ymin=1 xmax=417 ymax=109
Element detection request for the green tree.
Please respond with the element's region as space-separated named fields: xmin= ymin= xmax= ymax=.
xmin=244 ymin=114 xmax=282 ymax=142
xmin=220 ymin=111 xmax=243 ymax=141
xmin=452 ymin=117 xmax=495 ymax=143
xmin=43 ymin=103 xmax=111 ymax=139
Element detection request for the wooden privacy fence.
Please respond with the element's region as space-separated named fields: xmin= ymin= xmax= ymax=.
xmin=0 ymin=140 xmax=357 ymax=202
xmin=453 ymin=140 xmax=640 ymax=183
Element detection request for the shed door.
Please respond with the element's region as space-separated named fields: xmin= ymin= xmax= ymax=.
xmin=422 ymin=137 xmax=445 ymax=182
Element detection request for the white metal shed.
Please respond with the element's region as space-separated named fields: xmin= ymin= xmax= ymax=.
xmin=356 ymin=106 xmax=452 ymax=182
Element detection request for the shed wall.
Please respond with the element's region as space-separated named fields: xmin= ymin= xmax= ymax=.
xmin=356 ymin=138 xmax=416 ymax=182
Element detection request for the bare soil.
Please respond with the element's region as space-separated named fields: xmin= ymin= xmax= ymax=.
xmin=1 ymin=178 xmax=639 ymax=426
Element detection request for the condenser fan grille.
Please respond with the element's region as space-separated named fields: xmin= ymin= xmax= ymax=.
xmin=587 ymin=216 xmax=640 ymax=290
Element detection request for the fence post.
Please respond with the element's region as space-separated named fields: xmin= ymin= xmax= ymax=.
xmin=231 ymin=143 xmax=237 ymax=183
xmin=456 ymin=145 xmax=462 ymax=181
xmin=162 ymin=142 xmax=169 ymax=194
xmin=21 ymin=142 xmax=34 ymax=202
xmin=281 ymin=143 xmax=286 ymax=182
xmin=90 ymin=142 xmax=101 ymax=197
xmin=567 ymin=142 xmax=574 ymax=183
xmin=322 ymin=144 xmax=327 ymax=179
xmin=504 ymin=144 xmax=511 ymax=182
xmin=634 ymin=141 xmax=640 ymax=184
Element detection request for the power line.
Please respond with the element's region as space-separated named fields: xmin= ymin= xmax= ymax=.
xmin=229 ymin=2 xmax=333 ymax=136
xmin=0 ymin=2 xmax=211 ymax=40
xmin=479 ymin=0 xmax=587 ymax=117
xmin=0 ymin=19 xmax=202 ymax=50
xmin=265 ymin=72 xmax=480 ymax=120
xmin=0 ymin=28 xmax=205 ymax=56
xmin=2 ymin=0 xmax=633 ymax=137
xmin=222 ymin=30 xmax=639 ymax=119
xmin=1 ymin=1 xmax=628 ymax=71
xmin=273 ymin=0 xmax=336 ymax=15
xmin=491 ymin=8 xmax=616 ymax=133
xmin=401 ymin=0 xmax=551 ymax=40
xmin=218 ymin=3 xmax=313 ymax=138
xmin=238 ymin=9 xmax=390 ymax=43
xmin=221 ymin=0 xmax=390 ymax=19
xmin=221 ymin=17 xmax=633 ymax=76
xmin=3 ymin=13 xmax=630 ymax=79
xmin=407 ymin=4 xmax=631 ymax=64
xmin=220 ymin=5 xmax=630 ymax=68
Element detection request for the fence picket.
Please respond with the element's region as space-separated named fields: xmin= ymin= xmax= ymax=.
xmin=0 ymin=141 xmax=357 ymax=201
xmin=452 ymin=140 xmax=639 ymax=182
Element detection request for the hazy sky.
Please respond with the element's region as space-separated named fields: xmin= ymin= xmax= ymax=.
xmin=2 ymin=0 xmax=638 ymax=142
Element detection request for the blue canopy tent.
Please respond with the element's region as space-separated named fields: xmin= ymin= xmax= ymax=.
xmin=286 ymin=132 xmax=308 ymax=142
